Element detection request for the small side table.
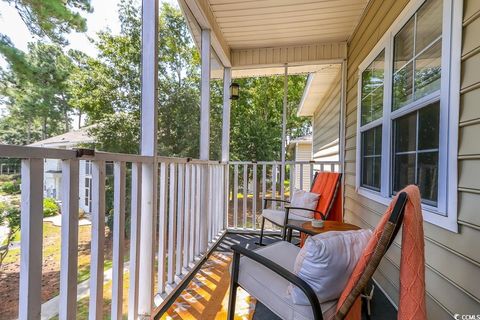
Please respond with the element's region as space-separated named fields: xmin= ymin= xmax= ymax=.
xmin=285 ymin=220 xmax=360 ymax=243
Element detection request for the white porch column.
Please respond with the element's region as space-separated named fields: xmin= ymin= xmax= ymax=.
xmin=200 ymin=29 xmax=211 ymax=160
xmin=221 ymin=67 xmax=231 ymax=229
xmin=280 ymin=64 xmax=288 ymax=200
xmin=138 ymin=0 xmax=158 ymax=317
xmin=221 ymin=67 xmax=231 ymax=163
xmin=199 ymin=29 xmax=211 ymax=252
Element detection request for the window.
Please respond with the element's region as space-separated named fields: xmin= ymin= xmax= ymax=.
xmin=356 ymin=0 xmax=461 ymax=232
xmin=84 ymin=161 xmax=92 ymax=212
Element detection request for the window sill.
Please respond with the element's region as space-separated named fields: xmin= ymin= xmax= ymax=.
xmin=356 ymin=187 xmax=458 ymax=233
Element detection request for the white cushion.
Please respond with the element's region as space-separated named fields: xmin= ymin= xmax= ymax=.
xmin=237 ymin=241 xmax=338 ymax=320
xmin=262 ymin=209 xmax=313 ymax=227
xmin=289 ymin=189 xmax=321 ymax=218
xmin=290 ymin=229 xmax=372 ymax=305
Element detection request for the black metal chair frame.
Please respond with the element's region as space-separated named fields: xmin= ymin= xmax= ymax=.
xmin=256 ymin=172 xmax=342 ymax=245
xmin=228 ymin=192 xmax=408 ymax=320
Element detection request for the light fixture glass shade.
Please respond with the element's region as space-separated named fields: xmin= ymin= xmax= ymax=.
xmin=230 ymin=83 xmax=239 ymax=100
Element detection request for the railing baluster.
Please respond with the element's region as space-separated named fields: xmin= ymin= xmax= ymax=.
xmin=183 ymin=164 xmax=191 ymax=268
xmin=243 ymin=164 xmax=248 ymax=229
xmin=233 ymin=164 xmax=238 ymax=229
xmin=18 ymin=159 xmax=44 ymax=320
xmin=129 ymin=162 xmax=142 ymax=320
xmin=272 ymin=164 xmax=277 ymax=209
xmin=207 ymin=166 xmax=213 ymax=243
xmin=310 ymin=163 xmax=314 ymax=188
xmin=195 ymin=165 xmax=201 ymax=257
xmin=89 ymin=160 xmax=106 ymax=320
xmin=157 ymin=162 xmax=167 ymax=294
xmin=262 ymin=164 xmax=266 ymax=203
xmin=252 ymin=163 xmax=257 ymax=230
xmin=176 ymin=164 xmax=185 ymax=275
xmin=111 ymin=161 xmax=126 ymax=320
xmin=59 ymin=159 xmax=79 ymax=320
xmin=167 ymin=163 xmax=177 ymax=285
xmin=300 ymin=163 xmax=304 ymax=191
xmin=289 ymin=163 xmax=294 ymax=200
xmin=189 ymin=165 xmax=196 ymax=263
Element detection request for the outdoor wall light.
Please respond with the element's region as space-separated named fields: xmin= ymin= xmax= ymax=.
xmin=230 ymin=82 xmax=239 ymax=100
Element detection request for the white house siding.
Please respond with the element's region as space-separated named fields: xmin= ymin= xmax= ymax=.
xmin=312 ymin=74 xmax=341 ymax=163
xmin=341 ymin=0 xmax=480 ymax=317
xmin=294 ymin=143 xmax=313 ymax=190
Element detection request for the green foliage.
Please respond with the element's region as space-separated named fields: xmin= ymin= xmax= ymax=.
xmin=0 ymin=180 xmax=20 ymax=195
xmin=0 ymin=42 xmax=76 ymax=144
xmin=43 ymin=197 xmax=60 ymax=217
xmin=2 ymin=0 xmax=92 ymax=45
xmin=0 ymin=201 xmax=21 ymax=267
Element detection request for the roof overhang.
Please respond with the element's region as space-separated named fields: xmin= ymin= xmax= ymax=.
xmin=297 ymin=64 xmax=341 ymax=117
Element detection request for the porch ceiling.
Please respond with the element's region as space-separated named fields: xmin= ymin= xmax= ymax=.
xmin=179 ymin=0 xmax=369 ymax=69
xmin=208 ymin=0 xmax=367 ymax=49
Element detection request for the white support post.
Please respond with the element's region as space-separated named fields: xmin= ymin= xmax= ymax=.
xmin=221 ymin=67 xmax=232 ymax=162
xmin=89 ymin=160 xmax=106 ymax=320
xmin=138 ymin=0 xmax=158 ymax=316
xmin=18 ymin=159 xmax=43 ymax=320
xmin=200 ymin=29 xmax=211 ymax=161
xmin=280 ymin=64 xmax=288 ymax=201
xmin=128 ymin=162 xmax=142 ymax=320
xmin=111 ymin=162 xmax=126 ymax=320
xmin=59 ymin=159 xmax=79 ymax=320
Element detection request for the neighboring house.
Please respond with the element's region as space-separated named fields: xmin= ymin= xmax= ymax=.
xmin=29 ymin=127 xmax=95 ymax=214
xmin=288 ymin=135 xmax=313 ymax=190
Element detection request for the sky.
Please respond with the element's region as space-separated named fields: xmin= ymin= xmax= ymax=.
xmin=0 ymin=0 xmax=178 ymax=65
xmin=0 ymin=0 xmax=178 ymax=117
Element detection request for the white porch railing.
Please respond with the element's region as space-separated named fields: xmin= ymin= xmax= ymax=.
xmin=0 ymin=144 xmax=227 ymax=320
xmin=227 ymin=161 xmax=340 ymax=230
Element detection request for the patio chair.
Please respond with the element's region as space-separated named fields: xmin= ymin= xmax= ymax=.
xmin=257 ymin=171 xmax=342 ymax=245
xmin=227 ymin=191 xmax=409 ymax=320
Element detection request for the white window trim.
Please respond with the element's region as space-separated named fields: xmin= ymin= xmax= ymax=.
xmin=355 ymin=0 xmax=462 ymax=233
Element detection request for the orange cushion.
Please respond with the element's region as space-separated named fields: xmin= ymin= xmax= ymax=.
xmin=310 ymin=172 xmax=341 ymax=219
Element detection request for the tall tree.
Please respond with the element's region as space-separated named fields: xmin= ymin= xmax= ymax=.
xmin=0 ymin=42 xmax=75 ymax=144
xmin=1 ymin=0 xmax=92 ymax=45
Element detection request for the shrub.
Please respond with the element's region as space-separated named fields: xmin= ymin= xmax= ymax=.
xmin=0 ymin=180 xmax=20 ymax=195
xmin=43 ymin=198 xmax=60 ymax=217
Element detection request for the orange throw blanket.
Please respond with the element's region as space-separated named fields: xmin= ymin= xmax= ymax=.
xmin=337 ymin=185 xmax=426 ymax=320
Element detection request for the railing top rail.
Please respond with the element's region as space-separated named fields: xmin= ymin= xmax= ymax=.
xmin=228 ymin=160 xmax=340 ymax=165
xmin=0 ymin=144 xmax=226 ymax=166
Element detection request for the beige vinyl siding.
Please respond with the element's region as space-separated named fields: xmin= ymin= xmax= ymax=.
xmin=312 ymin=75 xmax=341 ymax=162
xmin=294 ymin=143 xmax=313 ymax=190
xmin=343 ymin=0 xmax=480 ymax=318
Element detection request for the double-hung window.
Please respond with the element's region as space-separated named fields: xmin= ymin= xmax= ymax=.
xmin=356 ymin=0 xmax=461 ymax=232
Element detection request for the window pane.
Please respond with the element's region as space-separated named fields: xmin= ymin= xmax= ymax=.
xmin=393 ymin=154 xmax=416 ymax=192
xmin=361 ymin=126 xmax=382 ymax=190
xmin=392 ymin=102 xmax=440 ymax=205
xmin=394 ymin=111 xmax=417 ymax=153
xmin=415 ymin=39 xmax=442 ymax=99
xmin=415 ymin=0 xmax=443 ymax=54
xmin=394 ymin=16 xmax=415 ymax=71
xmin=392 ymin=62 xmax=414 ymax=110
xmin=418 ymin=152 xmax=438 ymax=203
xmin=361 ymin=50 xmax=384 ymax=125
xmin=418 ymin=101 xmax=440 ymax=150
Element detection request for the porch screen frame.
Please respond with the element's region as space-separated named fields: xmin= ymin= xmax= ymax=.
xmin=355 ymin=0 xmax=462 ymax=233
